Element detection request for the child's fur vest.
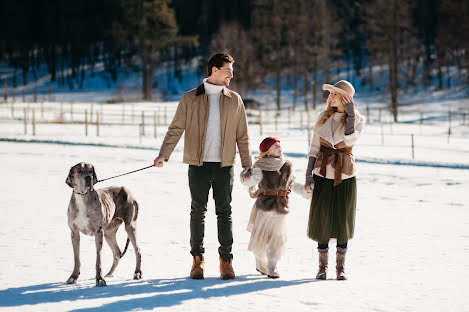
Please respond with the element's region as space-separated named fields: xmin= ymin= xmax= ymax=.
xmin=250 ymin=160 xmax=294 ymax=214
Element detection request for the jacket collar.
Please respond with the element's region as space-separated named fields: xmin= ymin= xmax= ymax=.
xmin=195 ymin=83 xmax=232 ymax=98
xmin=315 ymin=115 xmax=345 ymax=147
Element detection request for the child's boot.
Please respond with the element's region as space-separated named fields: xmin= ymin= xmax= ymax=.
xmin=255 ymin=256 xmax=267 ymax=275
xmin=267 ymin=257 xmax=279 ymax=278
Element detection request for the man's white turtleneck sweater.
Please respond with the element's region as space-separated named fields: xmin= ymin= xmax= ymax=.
xmin=203 ymin=78 xmax=224 ymax=162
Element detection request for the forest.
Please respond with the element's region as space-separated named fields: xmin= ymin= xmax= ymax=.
xmin=0 ymin=0 xmax=468 ymax=120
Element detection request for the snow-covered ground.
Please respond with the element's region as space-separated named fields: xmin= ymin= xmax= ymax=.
xmin=0 ymin=100 xmax=468 ymax=311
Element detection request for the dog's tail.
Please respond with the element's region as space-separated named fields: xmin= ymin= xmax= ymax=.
xmin=120 ymin=238 xmax=130 ymax=258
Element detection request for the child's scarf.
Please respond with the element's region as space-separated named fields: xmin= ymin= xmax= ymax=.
xmin=253 ymin=155 xmax=286 ymax=172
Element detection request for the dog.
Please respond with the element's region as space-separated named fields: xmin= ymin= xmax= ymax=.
xmin=65 ymin=162 xmax=142 ymax=286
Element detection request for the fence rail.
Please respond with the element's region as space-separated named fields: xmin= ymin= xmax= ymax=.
xmin=0 ymin=102 xmax=468 ymax=153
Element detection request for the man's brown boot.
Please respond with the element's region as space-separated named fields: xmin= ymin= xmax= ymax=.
xmin=190 ymin=255 xmax=204 ymax=279
xmin=316 ymin=248 xmax=328 ymax=280
xmin=219 ymin=256 xmax=235 ymax=280
xmin=336 ymin=247 xmax=347 ymax=280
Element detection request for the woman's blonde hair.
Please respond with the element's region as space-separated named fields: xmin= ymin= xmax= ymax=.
xmin=316 ymin=93 xmax=347 ymax=127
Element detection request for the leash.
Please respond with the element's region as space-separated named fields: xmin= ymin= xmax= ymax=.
xmin=97 ymin=165 xmax=154 ymax=183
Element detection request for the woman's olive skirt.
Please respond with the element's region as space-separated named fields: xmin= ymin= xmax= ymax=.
xmin=307 ymin=174 xmax=357 ymax=244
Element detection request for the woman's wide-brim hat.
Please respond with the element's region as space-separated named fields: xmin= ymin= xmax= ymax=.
xmin=322 ymin=80 xmax=355 ymax=97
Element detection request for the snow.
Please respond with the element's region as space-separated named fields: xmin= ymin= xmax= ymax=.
xmin=0 ymin=99 xmax=469 ymax=312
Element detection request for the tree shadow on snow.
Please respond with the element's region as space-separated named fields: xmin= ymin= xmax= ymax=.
xmin=0 ymin=275 xmax=317 ymax=311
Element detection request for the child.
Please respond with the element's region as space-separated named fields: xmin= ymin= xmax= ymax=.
xmin=241 ymin=137 xmax=310 ymax=278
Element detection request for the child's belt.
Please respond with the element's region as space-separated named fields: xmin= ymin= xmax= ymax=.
xmin=263 ymin=190 xmax=291 ymax=197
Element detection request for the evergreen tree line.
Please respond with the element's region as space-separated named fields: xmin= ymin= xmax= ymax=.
xmin=0 ymin=0 xmax=467 ymax=119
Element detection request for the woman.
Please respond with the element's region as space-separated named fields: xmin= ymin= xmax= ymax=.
xmin=305 ymin=80 xmax=365 ymax=280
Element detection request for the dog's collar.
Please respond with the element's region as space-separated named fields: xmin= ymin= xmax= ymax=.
xmin=73 ymin=190 xmax=89 ymax=195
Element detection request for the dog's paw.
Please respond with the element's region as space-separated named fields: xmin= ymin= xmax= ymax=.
xmin=134 ymin=270 xmax=142 ymax=280
xmin=66 ymin=275 xmax=78 ymax=284
xmin=96 ymin=278 xmax=107 ymax=287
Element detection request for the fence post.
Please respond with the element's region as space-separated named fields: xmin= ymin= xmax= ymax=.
xmin=85 ymin=109 xmax=88 ymax=136
xmin=378 ymin=109 xmax=382 ymax=122
xmin=11 ymin=101 xmax=14 ymax=118
xmin=32 ymin=109 xmax=36 ymax=136
xmin=381 ymin=123 xmax=384 ymax=145
xmin=139 ymin=122 xmax=142 ymax=144
xmin=70 ymin=103 xmax=73 ymax=121
xmin=447 ymin=109 xmax=451 ymax=144
xmin=23 ymin=108 xmax=27 ymax=134
xmin=96 ymin=111 xmax=100 ymax=137
xmin=300 ymin=111 xmax=304 ymax=131
xmin=141 ymin=111 xmax=145 ymax=137
xmin=275 ymin=110 xmax=278 ymax=131
xmin=366 ymin=105 xmax=370 ymax=122
xmin=2 ymin=80 xmax=7 ymax=103
xmin=153 ymin=111 xmax=157 ymax=139
xmin=259 ymin=110 xmax=263 ymax=136
xmin=41 ymin=101 xmax=44 ymax=119
xmin=60 ymin=102 xmax=64 ymax=121
xmin=411 ymin=134 xmax=415 ymax=159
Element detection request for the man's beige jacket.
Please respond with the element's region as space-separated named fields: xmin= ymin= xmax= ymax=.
xmin=159 ymin=84 xmax=252 ymax=168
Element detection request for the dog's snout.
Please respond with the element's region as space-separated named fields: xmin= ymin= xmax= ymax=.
xmin=85 ymin=175 xmax=92 ymax=187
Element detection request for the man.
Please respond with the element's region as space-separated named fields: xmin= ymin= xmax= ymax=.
xmin=154 ymin=53 xmax=252 ymax=280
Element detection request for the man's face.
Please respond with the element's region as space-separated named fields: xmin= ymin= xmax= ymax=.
xmin=210 ymin=62 xmax=234 ymax=86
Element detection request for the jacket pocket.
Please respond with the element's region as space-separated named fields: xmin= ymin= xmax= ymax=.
xmin=222 ymin=98 xmax=237 ymax=110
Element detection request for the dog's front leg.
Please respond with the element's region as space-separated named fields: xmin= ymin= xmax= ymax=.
xmin=95 ymin=229 xmax=107 ymax=286
xmin=66 ymin=230 xmax=81 ymax=284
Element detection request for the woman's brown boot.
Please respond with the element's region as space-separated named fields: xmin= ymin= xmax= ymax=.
xmin=336 ymin=247 xmax=347 ymax=280
xmin=316 ymin=248 xmax=328 ymax=280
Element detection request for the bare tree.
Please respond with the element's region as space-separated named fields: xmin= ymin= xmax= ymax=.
xmin=437 ymin=0 xmax=469 ymax=87
xmin=366 ymin=0 xmax=416 ymax=122
xmin=208 ymin=22 xmax=261 ymax=97
xmin=251 ymin=0 xmax=294 ymax=110
xmin=300 ymin=0 xmax=341 ymax=109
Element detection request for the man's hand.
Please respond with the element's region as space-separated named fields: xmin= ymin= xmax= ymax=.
xmin=241 ymin=166 xmax=253 ymax=181
xmin=153 ymin=154 xmax=166 ymax=167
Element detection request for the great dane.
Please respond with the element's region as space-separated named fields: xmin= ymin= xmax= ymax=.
xmin=65 ymin=162 xmax=142 ymax=286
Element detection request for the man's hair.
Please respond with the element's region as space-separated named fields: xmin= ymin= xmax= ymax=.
xmin=207 ymin=53 xmax=234 ymax=76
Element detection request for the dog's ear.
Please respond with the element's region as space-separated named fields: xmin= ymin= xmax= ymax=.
xmin=66 ymin=169 xmax=73 ymax=187
xmin=92 ymin=167 xmax=98 ymax=185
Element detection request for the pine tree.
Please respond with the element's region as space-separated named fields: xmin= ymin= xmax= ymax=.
xmin=119 ymin=0 xmax=197 ymax=100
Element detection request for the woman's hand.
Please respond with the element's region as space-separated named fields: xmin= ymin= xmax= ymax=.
xmin=341 ymin=94 xmax=354 ymax=106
